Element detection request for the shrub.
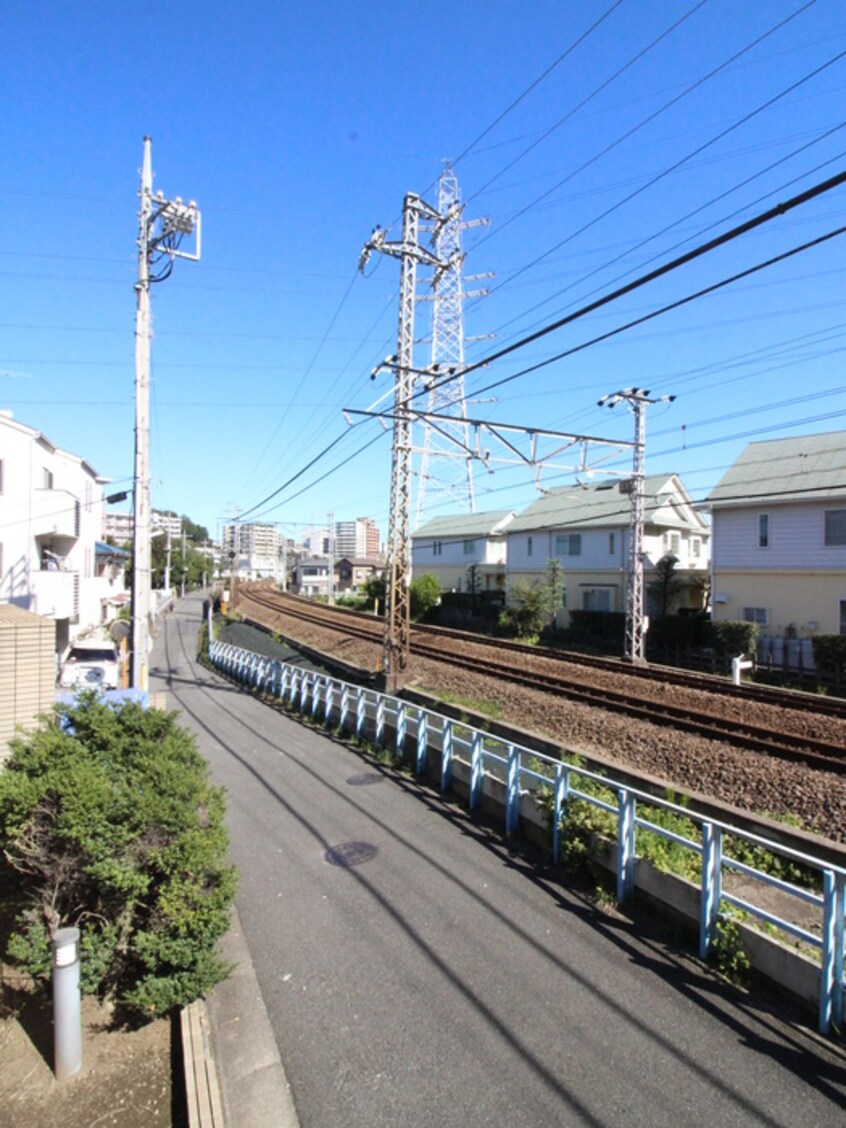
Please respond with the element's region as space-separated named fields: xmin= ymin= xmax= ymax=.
xmin=0 ymin=693 xmax=236 ymax=1018
xmin=708 ymin=620 xmax=757 ymax=656
xmin=812 ymin=634 xmax=846 ymax=679
xmin=410 ymin=573 xmax=441 ymax=621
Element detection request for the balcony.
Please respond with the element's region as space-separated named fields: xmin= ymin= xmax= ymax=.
xmin=29 ymin=490 xmax=81 ymax=540
xmin=30 ymin=570 xmax=80 ymax=622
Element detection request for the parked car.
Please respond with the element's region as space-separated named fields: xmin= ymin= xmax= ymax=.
xmin=58 ymin=641 xmax=121 ymax=690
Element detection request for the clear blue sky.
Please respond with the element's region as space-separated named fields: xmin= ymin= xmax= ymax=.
xmin=2 ymin=1 xmax=844 ymax=544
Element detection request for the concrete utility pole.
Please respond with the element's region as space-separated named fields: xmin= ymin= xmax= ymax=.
xmin=359 ymin=194 xmax=455 ymax=688
xmin=599 ymin=388 xmax=675 ymax=664
xmin=131 ymin=137 xmax=200 ymax=689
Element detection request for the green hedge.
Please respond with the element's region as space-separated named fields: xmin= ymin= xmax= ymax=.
xmin=0 ymin=694 xmax=236 ymax=1018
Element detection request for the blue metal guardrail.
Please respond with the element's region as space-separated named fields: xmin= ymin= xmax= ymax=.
xmin=208 ymin=638 xmax=846 ymax=1036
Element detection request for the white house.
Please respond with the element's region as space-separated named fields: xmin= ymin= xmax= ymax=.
xmin=703 ymin=430 xmax=846 ymax=638
xmin=411 ymin=510 xmax=516 ymax=593
xmin=0 ymin=411 xmax=111 ymax=655
xmin=506 ymin=475 xmax=710 ymax=624
xmin=293 ymin=556 xmax=331 ymax=598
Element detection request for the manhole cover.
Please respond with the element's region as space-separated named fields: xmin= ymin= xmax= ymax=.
xmin=346 ymin=773 xmax=384 ymax=787
xmin=324 ymin=842 xmax=378 ymax=868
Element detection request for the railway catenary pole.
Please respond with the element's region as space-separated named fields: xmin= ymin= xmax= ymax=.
xmin=131 ymin=137 xmax=200 ymax=689
xmin=599 ymin=388 xmax=675 ymax=664
xmin=359 ymin=195 xmax=455 ymax=689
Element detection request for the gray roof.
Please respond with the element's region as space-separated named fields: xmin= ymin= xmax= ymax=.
xmin=508 ymin=474 xmax=706 ymax=533
xmin=412 ymin=509 xmax=515 ymax=540
xmin=705 ymin=430 xmax=846 ymax=508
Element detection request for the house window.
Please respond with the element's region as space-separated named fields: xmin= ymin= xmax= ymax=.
xmin=41 ymin=466 xmax=54 ymax=490
xmin=757 ymin=513 xmax=769 ymax=548
xmin=743 ymin=607 xmax=768 ymax=625
xmin=691 ymin=537 xmax=701 ymax=558
xmin=527 ymin=535 xmax=533 ymax=558
xmin=463 ymin=539 xmax=476 ymax=555
xmin=824 ymin=509 xmax=846 ymax=546
xmin=432 ymin=540 xmax=442 ymax=556
xmin=583 ymin=588 xmax=612 ymax=612
xmin=608 ymin=532 xmax=615 ymax=555
xmin=555 ymin=533 xmax=581 ymax=557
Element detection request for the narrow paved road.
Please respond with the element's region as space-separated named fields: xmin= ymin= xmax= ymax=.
xmin=152 ymin=595 xmax=846 ymax=1127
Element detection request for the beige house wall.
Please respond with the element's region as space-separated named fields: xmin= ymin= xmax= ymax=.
xmin=712 ymin=569 xmax=846 ymax=636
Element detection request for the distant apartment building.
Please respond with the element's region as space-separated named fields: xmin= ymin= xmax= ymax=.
xmin=222 ymin=522 xmax=283 ymax=577
xmin=335 ymin=517 xmax=381 ymax=559
xmin=104 ymin=510 xmax=134 ymax=544
xmin=104 ymin=509 xmax=181 ymax=545
xmin=0 ymin=410 xmax=112 ymax=654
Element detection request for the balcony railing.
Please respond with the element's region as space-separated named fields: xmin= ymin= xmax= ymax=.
xmin=30 ymin=490 xmax=81 ymax=539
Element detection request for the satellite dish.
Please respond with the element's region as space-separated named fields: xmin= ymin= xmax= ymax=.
xmin=111 ymin=620 xmax=131 ymax=641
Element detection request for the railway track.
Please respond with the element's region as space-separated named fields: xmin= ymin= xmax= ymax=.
xmin=236 ymin=584 xmax=846 ymax=775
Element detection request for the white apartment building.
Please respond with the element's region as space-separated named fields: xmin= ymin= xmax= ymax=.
xmin=0 ymin=411 xmax=111 ymax=654
xmin=104 ymin=510 xmax=134 ymax=544
xmin=222 ymin=522 xmax=284 ymax=577
xmin=335 ymin=517 xmax=381 ymax=559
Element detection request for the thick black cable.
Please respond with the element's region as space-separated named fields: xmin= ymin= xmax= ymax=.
xmin=407 ymin=168 xmax=846 ymax=408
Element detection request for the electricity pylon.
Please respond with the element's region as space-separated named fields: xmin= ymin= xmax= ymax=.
xmin=416 ymin=164 xmax=490 ymax=525
xmin=359 ymin=194 xmax=454 ymax=687
xmin=599 ymin=388 xmax=675 ymax=664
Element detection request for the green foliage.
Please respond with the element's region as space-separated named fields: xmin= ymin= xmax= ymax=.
xmin=362 ymin=572 xmax=386 ymax=612
xmin=711 ymin=903 xmax=751 ymax=984
xmin=410 ymin=573 xmax=441 ymax=621
xmin=648 ymin=553 xmax=681 ymax=618
xmin=500 ymin=580 xmax=546 ymax=638
xmin=708 ymin=620 xmax=757 ymax=656
xmin=567 ymin=610 xmax=626 ymax=645
xmin=428 ymin=690 xmax=503 ymax=721
xmin=0 ymin=694 xmax=236 ymax=1017
xmin=812 ymin=634 xmax=846 ymax=678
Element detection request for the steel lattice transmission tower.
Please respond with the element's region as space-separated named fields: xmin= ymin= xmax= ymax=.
xmin=415 ymin=166 xmax=489 ymax=523
xmin=359 ymin=195 xmax=454 ymax=687
xmin=599 ymin=388 xmax=675 ymax=664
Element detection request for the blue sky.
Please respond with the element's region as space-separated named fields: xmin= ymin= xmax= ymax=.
xmin=2 ymin=1 xmax=844 ymax=544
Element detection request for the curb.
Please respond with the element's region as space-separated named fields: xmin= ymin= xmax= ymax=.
xmin=204 ymin=904 xmax=300 ymax=1127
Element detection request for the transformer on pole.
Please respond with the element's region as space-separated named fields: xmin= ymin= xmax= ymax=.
xmin=599 ymin=388 xmax=675 ymax=664
xmin=359 ymin=194 xmax=453 ymax=688
xmin=131 ymin=137 xmax=200 ymax=689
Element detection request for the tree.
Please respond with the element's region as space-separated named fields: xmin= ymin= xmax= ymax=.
xmin=0 ymin=695 xmax=237 ymax=1017
xmin=410 ymin=573 xmax=441 ymax=621
xmin=650 ymin=553 xmax=681 ymax=618
xmin=542 ymin=559 xmax=565 ymax=633
xmin=501 ymin=580 xmax=546 ymax=638
xmin=466 ymin=563 xmax=482 ymax=613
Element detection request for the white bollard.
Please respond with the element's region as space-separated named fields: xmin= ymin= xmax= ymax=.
xmin=731 ymin=653 xmax=754 ymax=686
xmin=52 ymin=927 xmax=82 ymax=1082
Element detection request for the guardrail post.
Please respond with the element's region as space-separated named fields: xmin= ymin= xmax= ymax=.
xmin=470 ymin=731 xmax=483 ymax=811
xmin=552 ymin=763 xmax=570 ymax=865
xmin=396 ymin=701 xmax=406 ymax=758
xmin=356 ymin=687 xmax=366 ymax=741
xmin=376 ymin=696 xmax=386 ymax=747
xmin=301 ymin=672 xmax=310 ymax=715
xmin=617 ymin=789 xmax=636 ymax=904
xmin=416 ymin=710 xmax=428 ymax=775
xmin=340 ymin=684 xmax=349 ymax=733
xmin=325 ymin=681 xmax=335 ymax=727
xmin=505 ymin=745 xmax=520 ymax=835
xmin=820 ymin=869 xmax=845 ymax=1034
xmin=699 ymin=822 xmax=723 ymax=960
xmin=441 ymin=719 xmax=453 ymax=792
xmin=312 ymin=675 xmax=322 ymax=719
xmin=281 ymin=664 xmax=291 ymax=702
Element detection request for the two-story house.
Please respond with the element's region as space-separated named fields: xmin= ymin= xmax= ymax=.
xmin=0 ymin=411 xmax=110 ymax=655
xmin=335 ymin=556 xmax=382 ymax=594
xmin=703 ymin=430 xmax=846 ymax=637
xmin=410 ymin=510 xmax=516 ymax=593
xmin=506 ymin=475 xmax=710 ymax=624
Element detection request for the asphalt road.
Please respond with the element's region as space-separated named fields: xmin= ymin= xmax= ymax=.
xmin=151 ymin=594 xmax=846 ymax=1127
